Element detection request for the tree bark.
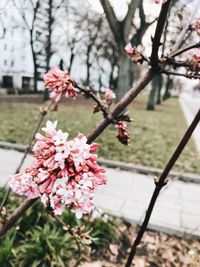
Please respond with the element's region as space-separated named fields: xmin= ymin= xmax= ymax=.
xmin=163 ymin=75 xmax=172 ymax=101
xmin=100 ymin=0 xmax=141 ymax=99
xmin=44 ymin=0 xmax=53 ymax=101
xmin=30 ymin=32 xmax=38 ymax=92
xmin=156 ymin=75 xmax=162 ymax=105
xmin=147 ymin=77 xmax=158 ymax=110
xmin=116 ymin=55 xmax=133 ymax=100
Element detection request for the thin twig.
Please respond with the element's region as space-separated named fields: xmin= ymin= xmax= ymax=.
xmin=76 ymin=84 xmax=109 ymax=117
xmin=50 ymin=212 xmax=75 ymax=237
xmin=0 ymin=100 xmax=54 ymax=214
xmin=162 ymin=70 xmax=200 ymax=79
xmin=150 ymin=0 xmax=172 ymax=70
xmin=164 ymin=58 xmax=190 ymax=68
xmin=170 ymin=0 xmax=200 ymax=53
xmin=169 ymin=42 xmax=200 ymax=58
xmin=0 ymin=198 xmax=38 ymax=236
xmin=125 ymin=107 xmax=200 ymax=267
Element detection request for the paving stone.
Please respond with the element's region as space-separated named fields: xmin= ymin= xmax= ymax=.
xmin=106 ymin=168 xmax=135 ymax=187
xmin=181 ymin=212 xmax=200 ymax=230
xmin=120 ymin=200 xmax=147 ymax=222
xmin=179 ymin=93 xmax=200 ymax=154
xmin=94 ymin=193 xmax=124 ymax=215
xmin=181 ymin=200 xmax=200 ymax=215
xmin=180 ymin=188 xmax=200 ymax=202
xmin=151 ymin=206 xmax=181 ymax=228
xmin=156 ymin=198 xmax=182 ymax=211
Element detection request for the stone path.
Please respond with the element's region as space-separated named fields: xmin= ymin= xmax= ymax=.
xmin=179 ymin=92 xmax=200 ymax=154
xmin=1 ymin=148 xmax=200 ymax=237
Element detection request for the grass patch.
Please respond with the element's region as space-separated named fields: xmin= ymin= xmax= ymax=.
xmin=0 ymin=96 xmax=199 ymax=174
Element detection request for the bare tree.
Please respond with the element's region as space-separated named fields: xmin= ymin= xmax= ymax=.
xmin=12 ymin=0 xmax=64 ymax=92
xmin=12 ymin=0 xmax=40 ymax=91
xmin=100 ymin=0 xmax=154 ymax=99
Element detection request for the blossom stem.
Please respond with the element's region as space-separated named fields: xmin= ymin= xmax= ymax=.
xmin=162 ymin=70 xmax=200 ymax=80
xmin=75 ymin=84 xmax=109 ymax=117
xmin=0 ymin=198 xmax=38 ymax=236
xmin=169 ymin=42 xmax=200 ymax=58
xmin=150 ymin=0 xmax=172 ymax=70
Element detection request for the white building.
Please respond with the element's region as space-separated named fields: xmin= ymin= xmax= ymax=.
xmin=0 ymin=0 xmax=113 ymax=93
xmin=0 ymin=2 xmax=34 ymax=92
xmin=0 ymin=29 xmax=33 ymax=91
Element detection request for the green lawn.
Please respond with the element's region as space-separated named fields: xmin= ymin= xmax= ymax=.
xmin=0 ymin=96 xmax=199 ymax=174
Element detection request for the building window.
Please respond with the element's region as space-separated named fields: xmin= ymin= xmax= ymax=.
xmin=22 ymin=77 xmax=31 ymax=90
xmin=4 ymin=60 xmax=7 ymax=66
xmin=4 ymin=43 xmax=7 ymax=50
xmin=11 ymin=61 xmax=14 ymax=67
xmin=2 ymin=76 xmax=13 ymax=88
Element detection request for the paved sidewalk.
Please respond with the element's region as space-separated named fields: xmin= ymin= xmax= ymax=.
xmin=1 ymin=148 xmax=200 ymax=238
xmin=179 ymin=92 xmax=200 ymax=154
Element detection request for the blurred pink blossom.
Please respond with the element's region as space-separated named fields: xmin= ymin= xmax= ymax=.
xmin=124 ymin=43 xmax=136 ymax=57
xmin=44 ymin=66 xmax=77 ymax=102
xmin=154 ymin=0 xmax=168 ymax=4
xmin=124 ymin=43 xmax=144 ymax=64
xmin=105 ymin=88 xmax=116 ymax=101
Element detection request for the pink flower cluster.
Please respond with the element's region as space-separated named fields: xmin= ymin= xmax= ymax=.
xmin=191 ymin=19 xmax=200 ymax=36
xmin=124 ymin=43 xmax=137 ymax=57
xmin=186 ymin=48 xmax=200 ymax=74
xmin=105 ymin=88 xmax=116 ymax=101
xmin=44 ymin=66 xmax=77 ymax=102
xmin=9 ymin=121 xmax=107 ymax=219
xmin=154 ymin=0 xmax=168 ymax=4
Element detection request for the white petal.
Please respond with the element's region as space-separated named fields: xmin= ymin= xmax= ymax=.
xmin=75 ymin=211 xmax=82 ymax=219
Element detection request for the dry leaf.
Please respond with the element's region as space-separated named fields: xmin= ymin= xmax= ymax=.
xmin=109 ymin=244 xmax=119 ymax=256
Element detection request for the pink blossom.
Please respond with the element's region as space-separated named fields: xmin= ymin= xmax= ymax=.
xmin=42 ymin=120 xmax=58 ymax=135
xmin=44 ymin=66 xmax=77 ymax=102
xmin=185 ymin=48 xmax=200 ymax=74
xmin=9 ymin=172 xmax=40 ymax=199
xmin=124 ymin=43 xmax=144 ymax=64
xmin=191 ymin=19 xmax=200 ymax=36
xmin=9 ymin=120 xmax=107 ymax=218
xmin=154 ymin=0 xmax=168 ymax=4
xmin=124 ymin=43 xmax=136 ymax=57
xmin=105 ymin=88 xmax=116 ymax=101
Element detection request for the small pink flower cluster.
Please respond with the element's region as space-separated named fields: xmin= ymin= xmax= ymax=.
xmin=9 ymin=121 xmax=107 ymax=219
xmin=124 ymin=43 xmax=137 ymax=57
xmin=105 ymin=88 xmax=116 ymax=101
xmin=154 ymin=0 xmax=168 ymax=4
xmin=44 ymin=66 xmax=77 ymax=102
xmin=124 ymin=43 xmax=143 ymax=64
xmin=186 ymin=48 xmax=200 ymax=73
xmin=191 ymin=19 xmax=200 ymax=36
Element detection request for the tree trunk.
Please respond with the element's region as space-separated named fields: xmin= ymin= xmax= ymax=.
xmin=116 ymin=55 xmax=133 ymax=100
xmin=163 ymin=76 xmax=172 ymax=101
xmin=147 ymin=77 xmax=158 ymax=110
xmin=44 ymin=0 xmax=53 ymax=101
xmin=156 ymin=75 xmax=162 ymax=105
xmin=33 ymin=66 xmax=38 ymax=92
xmin=30 ymin=37 xmax=38 ymax=92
